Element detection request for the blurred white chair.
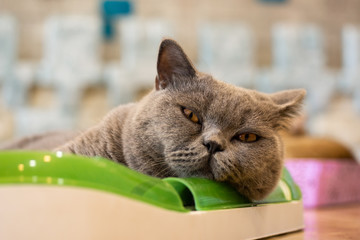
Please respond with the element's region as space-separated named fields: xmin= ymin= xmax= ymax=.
xmin=340 ymin=25 xmax=360 ymax=113
xmin=0 ymin=14 xmax=34 ymax=109
xmin=7 ymin=15 xmax=102 ymax=138
xmin=257 ymin=23 xmax=336 ymax=115
xmin=340 ymin=25 xmax=360 ymax=93
xmin=104 ymin=17 xmax=175 ymax=106
xmin=0 ymin=14 xmax=18 ymax=107
xmin=272 ymin=23 xmax=325 ymax=71
xmin=197 ymin=22 xmax=256 ymax=88
xmin=0 ymin=14 xmax=17 ymax=84
xmin=37 ymin=15 xmax=102 ymax=112
xmin=0 ymin=15 xmax=72 ymax=137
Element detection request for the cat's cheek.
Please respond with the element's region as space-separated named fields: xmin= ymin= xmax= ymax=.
xmin=182 ymin=120 xmax=203 ymax=135
xmin=228 ymin=165 xmax=281 ymax=200
xmin=248 ymin=174 xmax=281 ymax=200
xmin=216 ymin=140 xmax=282 ymax=200
xmin=247 ymin=157 xmax=282 ymax=199
xmin=209 ymin=157 xmax=231 ymax=182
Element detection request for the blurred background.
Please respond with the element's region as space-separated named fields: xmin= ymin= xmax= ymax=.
xmin=0 ymin=0 xmax=360 ymax=160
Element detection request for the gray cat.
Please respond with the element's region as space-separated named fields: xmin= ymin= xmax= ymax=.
xmin=1 ymin=39 xmax=305 ymax=200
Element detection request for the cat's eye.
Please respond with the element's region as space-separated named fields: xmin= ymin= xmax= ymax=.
xmin=182 ymin=108 xmax=200 ymax=124
xmin=238 ymin=133 xmax=259 ymax=143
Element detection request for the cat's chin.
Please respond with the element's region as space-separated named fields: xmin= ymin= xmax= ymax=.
xmin=191 ymin=171 xmax=215 ymax=180
xmin=176 ymin=167 xmax=215 ymax=180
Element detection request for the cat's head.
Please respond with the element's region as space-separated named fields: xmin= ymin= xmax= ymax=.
xmin=124 ymin=39 xmax=305 ymax=200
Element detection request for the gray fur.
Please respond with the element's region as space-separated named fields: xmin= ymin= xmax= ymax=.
xmin=1 ymin=39 xmax=306 ymax=200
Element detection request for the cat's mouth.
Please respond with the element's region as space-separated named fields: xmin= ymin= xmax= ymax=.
xmin=187 ymin=154 xmax=215 ymax=179
xmin=173 ymin=154 xmax=215 ymax=180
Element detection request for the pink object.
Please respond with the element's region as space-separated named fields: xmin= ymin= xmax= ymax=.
xmin=285 ymin=159 xmax=360 ymax=208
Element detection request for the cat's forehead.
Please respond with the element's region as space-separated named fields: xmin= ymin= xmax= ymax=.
xmin=198 ymin=75 xmax=271 ymax=108
xmin=173 ymin=75 xmax=276 ymax=128
xmin=207 ymin=83 xmax=274 ymax=125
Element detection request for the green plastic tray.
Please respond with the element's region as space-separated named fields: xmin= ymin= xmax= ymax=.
xmin=0 ymin=151 xmax=301 ymax=212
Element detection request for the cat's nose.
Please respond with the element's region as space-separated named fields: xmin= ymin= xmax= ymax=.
xmin=203 ymin=140 xmax=223 ymax=154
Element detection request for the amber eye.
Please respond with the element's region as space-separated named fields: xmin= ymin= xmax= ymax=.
xmin=182 ymin=108 xmax=200 ymax=124
xmin=238 ymin=133 xmax=259 ymax=143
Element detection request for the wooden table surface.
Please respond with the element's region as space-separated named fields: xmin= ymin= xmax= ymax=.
xmin=265 ymin=203 xmax=360 ymax=240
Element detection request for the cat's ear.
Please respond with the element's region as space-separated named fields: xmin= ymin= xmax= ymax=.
xmin=269 ymin=89 xmax=306 ymax=129
xmin=155 ymin=39 xmax=197 ymax=90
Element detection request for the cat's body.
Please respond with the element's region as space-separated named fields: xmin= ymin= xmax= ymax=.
xmin=0 ymin=39 xmax=305 ymax=200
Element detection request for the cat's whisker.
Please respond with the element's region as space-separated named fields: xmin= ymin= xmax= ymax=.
xmin=144 ymin=160 xmax=167 ymax=169
xmin=146 ymin=160 xmax=173 ymax=177
xmin=154 ymin=165 xmax=173 ymax=178
xmin=135 ymin=159 xmax=174 ymax=177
